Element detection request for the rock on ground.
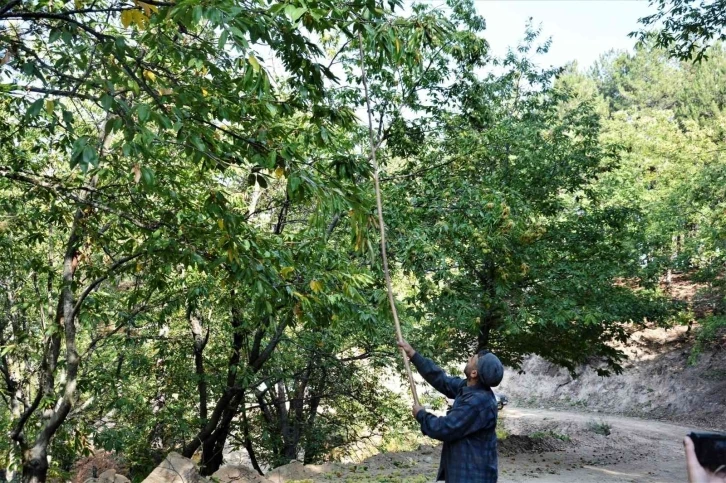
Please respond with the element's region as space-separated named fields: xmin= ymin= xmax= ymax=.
xmin=212 ymin=466 xmax=271 ymax=483
xmin=83 ymin=469 xmax=131 ymax=483
xmin=265 ymin=461 xmax=327 ymax=483
xmin=141 ymin=452 xmax=207 ymax=483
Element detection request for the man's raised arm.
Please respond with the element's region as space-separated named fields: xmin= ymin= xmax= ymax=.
xmin=398 ymin=339 xmax=465 ymax=400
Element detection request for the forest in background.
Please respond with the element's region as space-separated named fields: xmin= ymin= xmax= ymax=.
xmin=0 ymin=0 xmax=724 ymax=481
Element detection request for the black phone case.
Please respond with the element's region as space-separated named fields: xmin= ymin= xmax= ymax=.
xmin=689 ymin=432 xmax=726 ymax=473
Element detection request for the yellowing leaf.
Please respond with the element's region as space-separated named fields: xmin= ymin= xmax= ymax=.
xmin=132 ymin=164 xmax=141 ymax=183
xmin=135 ymin=0 xmax=159 ymax=17
xmin=75 ymin=0 xmax=83 ymax=9
xmin=280 ymin=266 xmax=295 ymax=278
xmin=131 ymin=10 xmax=148 ymax=29
xmin=395 ymin=38 xmax=401 ymax=53
xmin=274 ymin=167 xmax=285 ymax=179
xmin=309 ymin=280 xmax=323 ymax=293
xmin=120 ymin=10 xmax=133 ymax=28
xmin=217 ymin=219 xmax=224 ymax=230
xmin=44 ymin=100 xmax=54 ymax=115
xmin=135 ymin=261 xmax=143 ymax=272
xmin=248 ymin=54 xmax=260 ymax=73
xmin=143 ymin=70 xmax=156 ymax=82
xmin=201 ymin=88 xmax=209 ymax=97
xmin=158 ymin=87 xmax=173 ymax=96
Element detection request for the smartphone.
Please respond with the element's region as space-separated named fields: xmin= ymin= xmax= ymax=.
xmin=689 ymin=432 xmax=726 ymax=473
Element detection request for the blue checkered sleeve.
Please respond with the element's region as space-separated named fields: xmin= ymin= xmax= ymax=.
xmin=416 ymin=393 xmax=480 ymax=442
xmin=411 ymin=352 xmax=466 ymax=399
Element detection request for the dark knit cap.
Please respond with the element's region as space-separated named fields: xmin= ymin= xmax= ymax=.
xmin=476 ymin=350 xmax=504 ymax=387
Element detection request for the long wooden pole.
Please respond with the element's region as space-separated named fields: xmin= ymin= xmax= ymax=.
xmin=358 ymin=32 xmax=420 ymax=406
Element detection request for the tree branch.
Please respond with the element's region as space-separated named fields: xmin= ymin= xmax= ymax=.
xmin=250 ymin=311 xmax=292 ymax=372
xmin=9 ymin=390 xmax=42 ymax=448
xmin=0 ymin=0 xmax=22 ymax=19
xmin=3 ymin=12 xmax=111 ymax=41
xmin=0 ymin=167 xmax=161 ymax=230
xmin=71 ymin=253 xmax=144 ymax=321
xmin=12 ymin=86 xmax=99 ymax=103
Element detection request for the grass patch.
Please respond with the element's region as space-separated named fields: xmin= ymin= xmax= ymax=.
xmin=378 ymin=427 xmax=428 ymax=453
xmin=530 ymin=430 xmax=571 ymax=442
xmin=588 ymin=420 xmax=612 ymax=436
xmin=702 ymin=369 xmax=726 ymax=381
xmin=496 ymin=426 xmax=510 ymax=440
xmin=339 ymin=476 xmax=429 ymax=483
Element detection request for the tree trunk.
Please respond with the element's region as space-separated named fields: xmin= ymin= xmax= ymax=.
xmin=187 ymin=308 xmax=209 ymax=421
xmin=182 ymin=295 xmax=244 ymax=459
xmin=302 ymin=369 xmax=326 ymax=465
xmin=184 ymin=307 xmax=291 ymax=472
xmin=199 ymin=390 xmax=244 ymax=475
xmin=476 ymin=262 xmax=497 ymax=352
xmin=20 ymin=191 xmax=86 ymax=483
xmin=241 ymin=400 xmax=265 ymax=475
xmin=21 ymin=446 xmax=48 ymax=483
xmin=275 ymin=381 xmax=293 ymax=464
xmin=477 ymin=320 xmax=491 ymax=352
xmin=16 ymin=117 xmax=122 ymax=483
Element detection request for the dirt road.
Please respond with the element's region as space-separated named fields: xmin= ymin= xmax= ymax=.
xmin=267 ymin=407 xmax=703 ymax=482
xmin=498 ymin=407 xmax=694 ymax=482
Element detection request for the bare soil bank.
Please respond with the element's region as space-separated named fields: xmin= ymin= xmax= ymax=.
xmin=497 ymin=325 xmax=726 ymax=431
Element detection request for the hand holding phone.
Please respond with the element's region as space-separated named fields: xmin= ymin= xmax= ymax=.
xmin=684 ymin=433 xmax=726 ymax=483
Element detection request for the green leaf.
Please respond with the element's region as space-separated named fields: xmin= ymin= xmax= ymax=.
xmin=70 ymin=136 xmax=90 ymax=169
xmin=192 ymin=5 xmax=204 ymax=24
xmin=157 ymin=114 xmax=172 ymax=129
xmin=0 ymin=345 xmax=16 ymax=357
xmin=256 ymin=174 xmax=268 ymax=189
xmin=26 ymin=99 xmax=44 ymax=118
xmin=49 ymin=28 xmax=62 ymax=43
xmin=101 ymin=94 xmax=114 ymax=111
xmin=190 ymin=135 xmax=206 ymax=152
xmin=218 ymin=29 xmax=229 ymax=50
xmin=137 ymin=104 xmax=150 ymax=122
xmin=288 ymin=173 xmax=301 ymax=194
xmin=62 ymin=109 xmax=74 ymax=127
xmin=82 ymin=145 xmax=99 ymax=168
xmin=285 ymin=4 xmax=307 ymax=22
xmin=104 ymin=116 xmax=122 ymax=137
xmin=248 ymin=54 xmax=261 ymax=73
xmin=61 ymin=31 xmax=73 ymax=45
xmin=140 ymin=166 xmax=155 ymax=186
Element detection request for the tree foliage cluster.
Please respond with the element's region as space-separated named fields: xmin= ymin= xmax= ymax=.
xmin=0 ymin=0 xmax=723 ymax=481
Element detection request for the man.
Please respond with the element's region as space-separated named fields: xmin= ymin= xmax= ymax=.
xmin=398 ymin=339 xmax=503 ymax=483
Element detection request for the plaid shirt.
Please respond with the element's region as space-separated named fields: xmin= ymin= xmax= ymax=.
xmin=412 ymin=353 xmax=498 ymax=483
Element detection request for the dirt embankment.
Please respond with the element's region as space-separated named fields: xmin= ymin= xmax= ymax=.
xmin=498 ymin=324 xmax=726 ymax=430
